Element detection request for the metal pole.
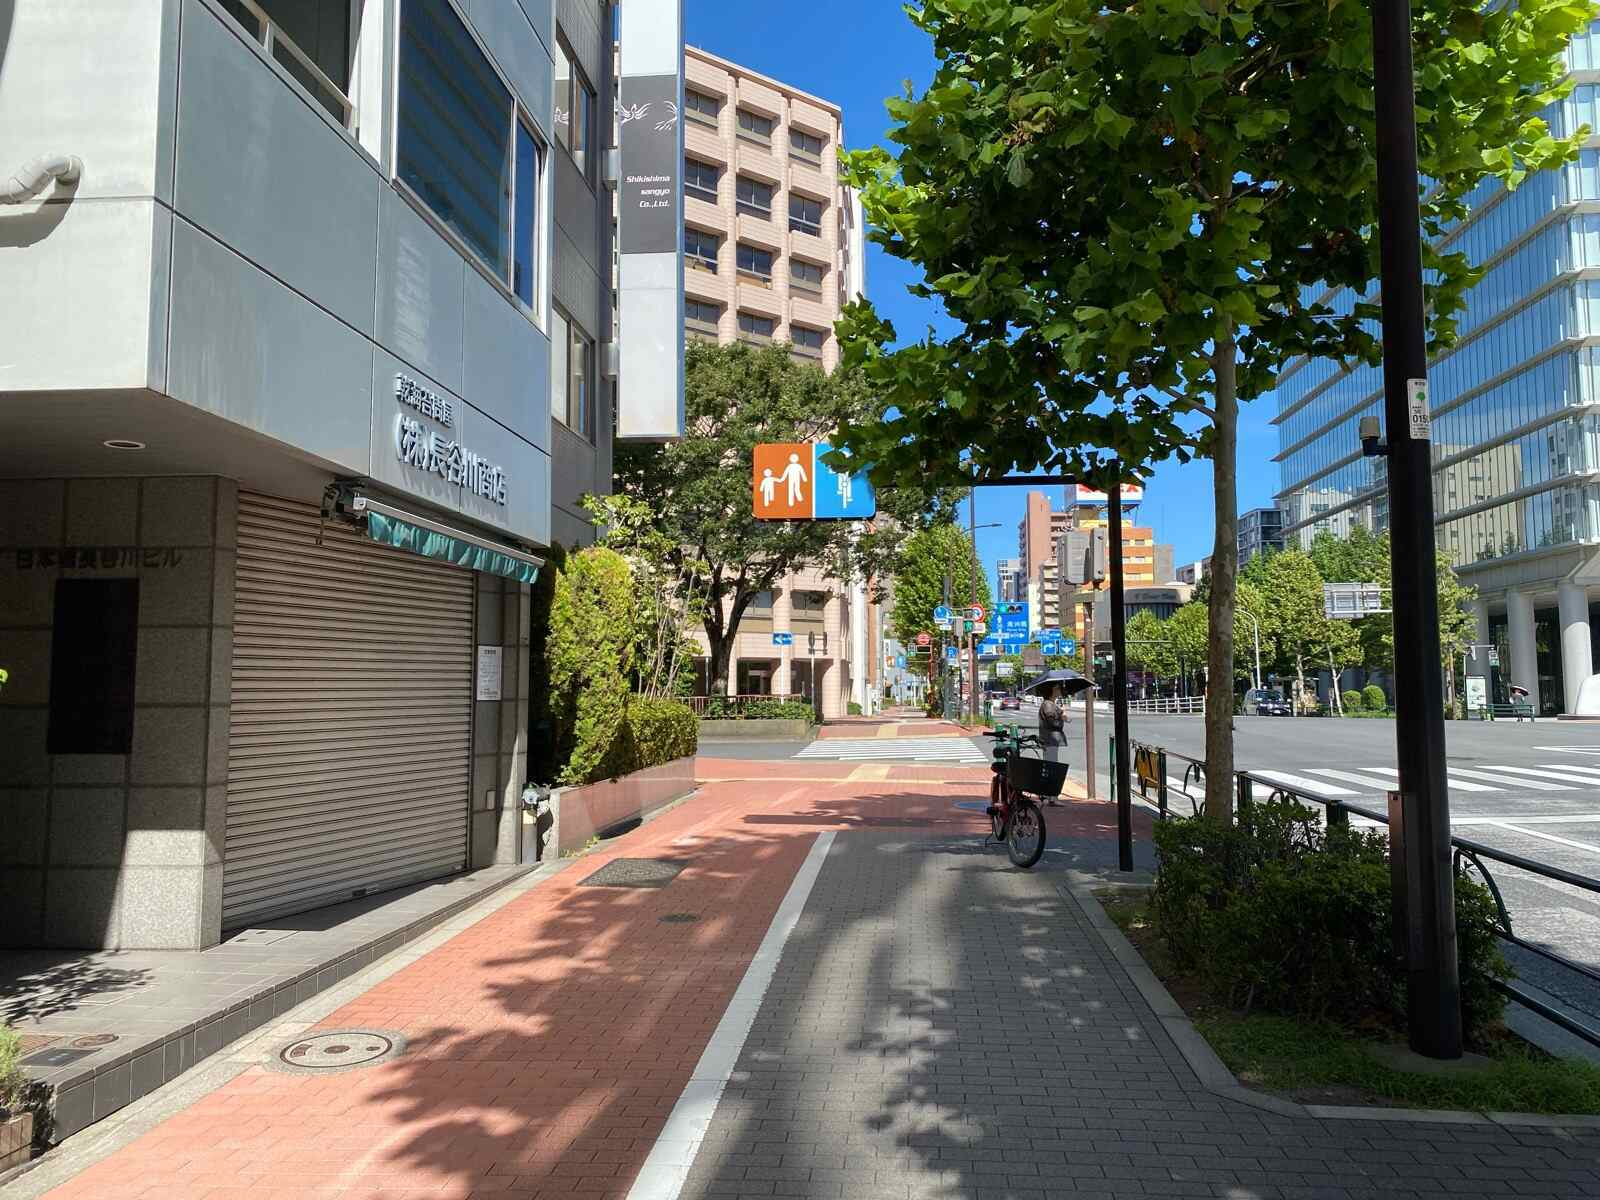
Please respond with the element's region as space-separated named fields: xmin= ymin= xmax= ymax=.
xmin=1083 ymin=601 xmax=1097 ymax=801
xmin=968 ymin=490 xmax=979 ymax=726
xmin=1109 ymin=479 xmax=1133 ymax=872
xmin=1372 ymin=0 xmax=1462 ymax=1059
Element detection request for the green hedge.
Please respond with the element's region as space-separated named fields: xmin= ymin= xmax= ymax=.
xmin=1152 ymin=796 xmax=1508 ymax=1039
xmin=626 ymin=697 xmax=698 ymax=769
xmin=547 ymin=548 xmax=635 ymax=785
xmin=1362 ymin=684 xmax=1388 ymax=712
xmin=702 ymin=697 xmax=816 ymax=722
xmin=1341 ymin=689 xmax=1364 ymax=712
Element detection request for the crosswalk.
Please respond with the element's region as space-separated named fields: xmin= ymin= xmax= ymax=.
xmin=1245 ymin=761 xmax=1600 ymax=796
xmin=795 ymin=737 xmax=991 ymax=765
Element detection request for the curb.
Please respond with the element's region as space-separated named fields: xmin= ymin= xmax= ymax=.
xmin=1060 ymin=881 xmax=1600 ymax=1130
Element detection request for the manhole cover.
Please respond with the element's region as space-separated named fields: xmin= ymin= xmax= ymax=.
xmin=272 ymin=1030 xmax=404 ymax=1074
xmin=580 ymin=858 xmax=685 ymax=888
xmin=70 ymin=1033 xmax=119 ymax=1049
xmin=659 ymin=912 xmax=700 ymax=924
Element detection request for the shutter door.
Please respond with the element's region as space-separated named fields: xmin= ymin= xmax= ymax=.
xmin=225 ymin=492 xmax=474 ymax=928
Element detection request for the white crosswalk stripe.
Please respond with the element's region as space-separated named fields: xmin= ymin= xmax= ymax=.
xmin=1303 ymin=768 xmax=1402 ymax=791
xmin=1271 ymin=763 xmax=1600 ymax=795
xmin=1447 ymin=767 xmax=1572 ymax=791
xmin=795 ymin=737 xmax=990 ymax=765
xmin=1254 ymin=770 xmax=1358 ymax=796
xmin=1479 ymin=764 xmax=1600 ymax=787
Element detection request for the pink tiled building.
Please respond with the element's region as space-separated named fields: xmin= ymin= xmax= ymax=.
xmin=680 ymin=46 xmax=865 ymax=368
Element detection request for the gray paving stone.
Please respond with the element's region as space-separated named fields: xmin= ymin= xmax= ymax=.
xmin=673 ymin=831 xmax=1600 ymax=1200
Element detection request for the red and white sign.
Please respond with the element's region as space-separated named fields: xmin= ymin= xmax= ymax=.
xmin=969 ymin=605 xmax=985 ymax=622
xmin=915 ymin=632 xmax=931 ymax=647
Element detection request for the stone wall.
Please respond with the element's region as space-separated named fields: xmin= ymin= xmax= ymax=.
xmin=0 ymin=477 xmax=236 ymax=949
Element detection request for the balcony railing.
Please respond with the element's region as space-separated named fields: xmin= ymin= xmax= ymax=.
xmin=221 ymin=0 xmax=354 ymax=129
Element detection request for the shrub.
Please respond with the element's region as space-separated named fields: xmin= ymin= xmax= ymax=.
xmin=0 ymin=1022 xmax=27 ymax=1116
xmin=1151 ymin=796 xmax=1509 ymax=1039
xmin=1341 ymin=689 xmax=1365 ymax=712
xmin=548 ymin=548 xmax=636 ymax=785
xmin=703 ymin=697 xmax=816 ymax=722
xmin=1362 ymin=684 xmax=1388 ymax=712
xmin=624 ymin=697 xmax=698 ymax=770
xmin=847 ymin=701 xmax=863 ymax=716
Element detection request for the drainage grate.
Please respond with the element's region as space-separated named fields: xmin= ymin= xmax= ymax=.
xmin=579 ymin=858 xmax=685 ymax=888
xmin=271 ymin=1030 xmax=404 ymax=1074
xmin=659 ymin=912 xmax=700 ymax=924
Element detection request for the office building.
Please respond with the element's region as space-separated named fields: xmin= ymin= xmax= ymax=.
xmin=1176 ymin=559 xmax=1210 ymax=586
xmin=675 ymin=46 xmax=873 ymax=717
xmin=1272 ymin=26 xmax=1600 ymax=714
xmin=1055 ymin=496 xmax=1172 ymax=646
xmin=1238 ymin=506 xmax=1288 ymax=565
xmin=0 ymin=0 xmax=654 ymax=947
xmin=996 ymin=558 xmax=1024 ymax=604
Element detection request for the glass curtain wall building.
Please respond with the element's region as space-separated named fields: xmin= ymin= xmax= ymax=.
xmin=1273 ymin=27 xmax=1600 ymax=714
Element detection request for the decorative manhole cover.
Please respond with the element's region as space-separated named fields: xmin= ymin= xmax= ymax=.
xmin=659 ymin=912 xmax=700 ymax=923
xmin=272 ymin=1030 xmax=404 ymax=1074
xmin=70 ymin=1033 xmax=119 ymax=1048
xmin=579 ymin=858 xmax=685 ymax=888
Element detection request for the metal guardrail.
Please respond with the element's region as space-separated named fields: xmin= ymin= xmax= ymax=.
xmin=1127 ymin=695 xmax=1205 ymax=715
xmin=225 ymin=0 xmax=355 ymax=128
xmin=1129 ymin=739 xmax=1600 ymax=1049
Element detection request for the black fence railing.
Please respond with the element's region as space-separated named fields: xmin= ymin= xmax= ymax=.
xmin=1128 ymin=739 xmax=1600 ymax=1050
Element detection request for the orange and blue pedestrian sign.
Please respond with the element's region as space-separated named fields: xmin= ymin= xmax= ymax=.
xmin=753 ymin=443 xmax=875 ymax=520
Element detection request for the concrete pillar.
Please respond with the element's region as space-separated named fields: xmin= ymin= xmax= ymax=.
xmin=773 ymin=579 xmax=792 ymax=696
xmin=1506 ymin=588 xmax=1540 ymax=712
xmin=1466 ymin=596 xmax=1491 ymax=680
xmin=824 ymin=590 xmax=846 ymax=718
xmin=1558 ymin=581 xmax=1594 ymax=714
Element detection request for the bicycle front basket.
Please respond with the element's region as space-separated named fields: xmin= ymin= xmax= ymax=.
xmin=1006 ymin=752 xmax=1069 ymax=798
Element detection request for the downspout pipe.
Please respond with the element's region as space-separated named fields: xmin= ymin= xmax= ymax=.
xmin=1 ymin=155 xmax=83 ymax=204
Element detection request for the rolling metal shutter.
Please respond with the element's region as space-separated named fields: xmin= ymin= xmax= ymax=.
xmin=224 ymin=492 xmax=474 ymax=928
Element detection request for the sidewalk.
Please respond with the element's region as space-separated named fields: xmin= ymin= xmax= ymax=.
xmin=11 ymin=765 xmax=1599 ymax=1200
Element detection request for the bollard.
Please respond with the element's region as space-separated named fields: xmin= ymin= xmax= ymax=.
xmin=1328 ymin=798 xmax=1349 ymax=829
xmin=1158 ymin=749 xmax=1169 ymax=820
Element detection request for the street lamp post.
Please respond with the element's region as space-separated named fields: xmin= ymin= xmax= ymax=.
xmin=1237 ymin=610 xmax=1263 ymax=692
xmin=1372 ymin=0 xmax=1462 ymax=1058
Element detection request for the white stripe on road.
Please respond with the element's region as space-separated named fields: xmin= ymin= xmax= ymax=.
xmin=1487 ymin=822 xmax=1600 ymax=857
xmin=1446 ymin=767 xmax=1573 ymax=792
xmin=1454 ymin=813 xmax=1600 ymax=826
xmin=796 ymin=738 xmax=988 ymax=764
xmin=1478 ymin=765 xmax=1600 ymax=787
xmin=1340 ymin=766 xmax=1502 ymax=793
xmin=1304 ymin=768 xmax=1401 ymax=791
xmin=1254 ymin=770 xmax=1358 ymax=796
xmin=625 ymin=831 xmax=835 ymax=1200
xmin=1537 ymin=747 xmax=1600 ymax=756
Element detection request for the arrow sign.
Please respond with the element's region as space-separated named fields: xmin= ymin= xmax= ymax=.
xmin=772 ymin=632 xmax=793 ymax=647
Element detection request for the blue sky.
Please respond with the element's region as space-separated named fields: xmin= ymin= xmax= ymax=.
xmin=684 ymin=1 xmax=1282 ymax=586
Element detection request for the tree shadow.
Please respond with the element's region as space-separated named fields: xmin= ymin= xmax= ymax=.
xmin=0 ymin=954 xmax=153 ymax=1024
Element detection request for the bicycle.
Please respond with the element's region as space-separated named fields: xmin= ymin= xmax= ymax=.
xmin=982 ymin=726 xmax=1063 ymax=869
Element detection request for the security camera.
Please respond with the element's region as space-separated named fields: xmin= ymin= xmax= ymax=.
xmin=1358 ymin=415 xmax=1387 ymax=458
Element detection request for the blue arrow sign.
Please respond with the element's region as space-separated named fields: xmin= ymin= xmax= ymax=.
xmin=1064 ymin=638 xmax=1078 ymax=655
xmin=933 ymin=605 xmax=952 ymax=623
xmin=772 ymin=632 xmax=793 ymax=647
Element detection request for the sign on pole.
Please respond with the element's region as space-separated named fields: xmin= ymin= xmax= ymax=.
xmin=933 ymin=605 xmax=952 ymax=624
xmin=1324 ymin=582 xmax=1387 ymax=620
xmin=915 ymin=631 xmax=931 ymax=647
xmin=969 ymin=605 xmax=985 ymax=622
xmin=1064 ymin=638 xmax=1078 ymax=656
xmin=771 ymin=632 xmax=793 ymax=647
xmin=752 ymin=443 xmax=876 ymax=519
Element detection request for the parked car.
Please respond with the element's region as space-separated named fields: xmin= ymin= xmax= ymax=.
xmin=1243 ymin=687 xmax=1292 ymax=716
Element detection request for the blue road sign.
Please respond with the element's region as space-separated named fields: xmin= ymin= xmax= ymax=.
xmin=1064 ymin=638 xmax=1077 ymax=655
xmin=945 ymin=646 xmax=959 ymax=663
xmin=772 ymin=632 xmax=793 ymax=647
xmin=812 ymin=442 xmax=877 ymax=519
xmin=933 ymin=605 xmax=952 ymax=623
xmin=995 ymin=602 xmax=1029 ymax=640
xmin=978 ymin=636 xmax=1003 ymax=656
xmin=896 ymin=655 xmax=906 ymax=669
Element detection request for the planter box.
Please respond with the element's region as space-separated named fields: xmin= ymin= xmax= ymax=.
xmin=0 ymin=1111 xmax=33 ymax=1171
xmin=545 ymin=754 xmax=697 ymax=858
xmin=698 ymin=719 xmax=814 ymax=740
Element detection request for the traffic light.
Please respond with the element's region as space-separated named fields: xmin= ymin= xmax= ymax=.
xmin=1090 ymin=528 xmax=1108 ymax=582
xmin=1060 ymin=531 xmax=1090 ymax=585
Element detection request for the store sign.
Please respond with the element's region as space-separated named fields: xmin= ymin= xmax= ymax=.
xmin=396 ymin=373 xmax=455 ymax=426
xmin=397 ymin=418 xmax=508 ymax=505
xmin=476 ymin=646 xmax=503 ymax=701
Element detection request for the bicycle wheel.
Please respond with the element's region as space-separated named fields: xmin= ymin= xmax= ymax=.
xmin=1006 ymin=797 xmax=1046 ymax=869
xmin=988 ymin=775 xmax=1008 ymax=841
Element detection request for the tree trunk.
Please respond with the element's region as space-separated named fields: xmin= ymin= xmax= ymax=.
xmin=706 ymin=624 xmax=733 ymax=697
xmin=1294 ymin=654 xmax=1307 ymax=714
xmin=1204 ymin=321 xmax=1239 ymax=821
xmin=1328 ymin=647 xmax=1343 ymax=715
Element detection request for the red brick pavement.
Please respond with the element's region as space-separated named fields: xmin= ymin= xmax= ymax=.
xmin=39 ymin=767 xmax=1140 ymax=1200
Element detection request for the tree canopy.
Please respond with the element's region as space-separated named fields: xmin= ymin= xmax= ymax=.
xmin=889 ymin=522 xmax=993 ymax=652
xmin=605 ymin=340 xmax=965 ymax=693
xmin=834 ymin=0 xmax=1586 ymax=814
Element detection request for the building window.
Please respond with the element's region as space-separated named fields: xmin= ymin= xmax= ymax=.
xmin=685 ymin=157 xmax=720 ymax=203
xmin=554 ymin=38 xmax=595 ymax=180
xmin=736 ymin=243 xmax=773 ymax=281
xmin=738 ymin=311 xmax=775 ymax=343
xmin=737 ymin=108 xmax=774 ymax=143
xmin=219 ymin=0 xmax=353 ymax=123
xmin=736 ymin=175 xmax=773 ymax=218
xmin=792 ymin=589 xmax=827 ymax=614
xmin=789 ymin=193 xmax=823 ymax=237
xmin=791 ymin=325 xmax=825 ymax=357
xmin=551 ymin=308 xmax=595 ymax=439
xmin=48 ymin=580 xmax=139 ymax=755
xmin=685 ymin=226 xmax=720 ymax=270
xmin=513 ymin=120 xmax=542 ymax=307
xmin=686 ymin=298 xmax=722 ymax=332
xmin=398 ymin=0 xmax=518 ymax=279
xmin=789 ymin=127 xmax=825 ymax=163
xmin=685 ymin=88 xmax=722 ymax=126
xmin=790 ymin=258 xmax=824 ymax=294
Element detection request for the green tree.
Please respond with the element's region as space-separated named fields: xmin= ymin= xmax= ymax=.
xmin=1125 ymin=610 xmax=1178 ymax=680
xmin=547 ymin=548 xmax=636 ymax=784
xmin=1259 ymin=550 xmax=1332 ymax=710
xmin=890 ymin=522 xmax=993 ymax=686
xmin=611 ymin=341 xmax=963 ymax=695
xmin=834 ymin=0 xmax=1586 ymax=818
